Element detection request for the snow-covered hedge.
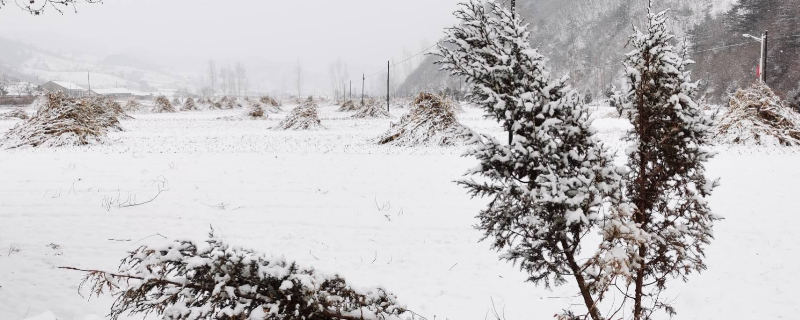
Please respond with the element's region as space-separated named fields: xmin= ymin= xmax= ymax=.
xmin=70 ymin=233 xmax=407 ymax=320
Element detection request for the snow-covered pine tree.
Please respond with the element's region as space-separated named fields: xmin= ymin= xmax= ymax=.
xmin=436 ymin=1 xmax=622 ymax=319
xmin=600 ymin=5 xmax=721 ymax=320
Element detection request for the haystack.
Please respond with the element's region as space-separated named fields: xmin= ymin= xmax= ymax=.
xmin=244 ymin=102 xmax=267 ymax=119
xmin=171 ymin=97 xmax=182 ymax=106
xmin=181 ymin=97 xmax=199 ymax=111
xmin=219 ymin=96 xmax=236 ymax=110
xmin=0 ymin=92 xmax=127 ymax=149
xmin=338 ymin=100 xmax=358 ymax=112
xmin=260 ymin=96 xmax=283 ymax=113
xmin=0 ymin=109 xmax=30 ymax=120
xmin=716 ymin=83 xmax=800 ymax=146
xmin=153 ymin=96 xmax=175 ymax=113
xmin=352 ymin=99 xmax=391 ymax=118
xmin=375 ymin=92 xmax=470 ymax=146
xmin=124 ymin=99 xmax=143 ymax=113
xmin=274 ymin=98 xmax=323 ymax=130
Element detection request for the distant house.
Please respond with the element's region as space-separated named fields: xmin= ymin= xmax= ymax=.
xmin=38 ymin=81 xmax=86 ymax=97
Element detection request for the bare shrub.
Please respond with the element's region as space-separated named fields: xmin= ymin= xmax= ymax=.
xmin=0 ymin=92 xmax=128 ymax=148
xmin=716 ymin=82 xmax=800 ymax=146
xmin=375 ymin=92 xmax=471 ymax=146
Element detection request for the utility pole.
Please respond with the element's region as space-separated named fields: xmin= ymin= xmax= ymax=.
xmin=87 ymin=71 xmax=91 ymax=92
xmin=743 ymin=31 xmax=769 ymax=84
xmin=361 ymin=74 xmax=365 ymax=105
xmin=387 ymin=61 xmax=390 ymax=112
xmin=762 ymin=30 xmax=768 ymax=84
xmin=349 ymin=80 xmax=352 ymax=101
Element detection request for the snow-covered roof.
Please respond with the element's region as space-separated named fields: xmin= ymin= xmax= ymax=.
xmin=93 ymin=88 xmax=134 ymax=95
xmin=48 ymin=81 xmax=85 ymax=91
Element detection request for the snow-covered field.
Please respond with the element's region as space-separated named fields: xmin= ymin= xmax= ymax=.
xmin=1 ymin=103 xmax=798 ymax=320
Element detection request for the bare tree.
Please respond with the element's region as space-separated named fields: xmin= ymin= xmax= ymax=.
xmin=235 ymin=62 xmax=247 ymax=97
xmin=328 ymin=59 xmax=348 ymax=101
xmin=220 ymin=66 xmax=229 ymax=96
xmin=295 ymin=60 xmax=303 ymax=98
xmin=207 ymin=60 xmax=216 ymax=96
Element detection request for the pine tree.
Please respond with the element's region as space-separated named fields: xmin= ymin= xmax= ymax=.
xmin=436 ymin=1 xmax=622 ymax=319
xmin=600 ymin=6 xmax=721 ymax=319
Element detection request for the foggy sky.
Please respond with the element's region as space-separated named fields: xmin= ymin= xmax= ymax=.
xmin=0 ymin=0 xmax=461 ymax=94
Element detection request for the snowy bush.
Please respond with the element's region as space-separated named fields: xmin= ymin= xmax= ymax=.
xmin=275 ymin=98 xmax=323 ymax=130
xmin=0 ymin=92 xmax=128 ymax=149
xmin=67 ymin=232 xmax=407 ymax=320
xmin=153 ymin=96 xmax=175 ymax=113
xmin=435 ymin=1 xmax=622 ymax=319
xmin=600 ymin=6 xmax=721 ymax=319
xmin=375 ymin=92 xmax=469 ymax=146
xmin=716 ymin=82 xmax=800 ymax=146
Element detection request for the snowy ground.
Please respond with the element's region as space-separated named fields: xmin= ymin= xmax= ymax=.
xmin=0 ymin=103 xmax=798 ymax=320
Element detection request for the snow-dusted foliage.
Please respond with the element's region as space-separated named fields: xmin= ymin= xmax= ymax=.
xmin=375 ymin=92 xmax=469 ymax=147
xmin=716 ymin=82 xmax=800 ymax=146
xmin=435 ymin=2 xmax=622 ymax=319
xmin=181 ymin=97 xmax=198 ymax=112
xmin=153 ymin=96 xmax=175 ymax=113
xmin=0 ymin=92 xmax=127 ymax=149
xmin=274 ymin=98 xmax=323 ymax=130
xmin=352 ymin=100 xmax=391 ymax=119
xmin=600 ymin=6 xmax=721 ymax=319
xmin=72 ymin=231 xmax=407 ymax=320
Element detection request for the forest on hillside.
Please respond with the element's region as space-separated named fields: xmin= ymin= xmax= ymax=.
xmin=400 ymin=0 xmax=799 ymax=106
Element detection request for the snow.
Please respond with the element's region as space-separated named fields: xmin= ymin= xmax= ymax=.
xmin=1 ymin=104 xmax=799 ymax=320
xmin=50 ymin=81 xmax=85 ymax=90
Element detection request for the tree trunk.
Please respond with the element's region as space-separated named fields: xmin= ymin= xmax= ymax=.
xmin=561 ymin=239 xmax=603 ymax=320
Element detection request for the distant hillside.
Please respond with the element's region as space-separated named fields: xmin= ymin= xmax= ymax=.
xmin=0 ymin=38 xmax=196 ymax=92
xmin=400 ymin=0 xmax=799 ymax=104
xmin=690 ymin=0 xmax=800 ymax=102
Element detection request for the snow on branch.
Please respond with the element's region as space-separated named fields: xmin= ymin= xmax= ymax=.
xmin=61 ymin=231 xmax=407 ymax=320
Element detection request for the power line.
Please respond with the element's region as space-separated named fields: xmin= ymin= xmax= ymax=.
xmin=363 ymin=42 xmax=441 ymax=79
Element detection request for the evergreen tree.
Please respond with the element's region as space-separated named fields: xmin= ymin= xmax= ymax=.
xmin=601 ymin=6 xmax=721 ymax=320
xmin=436 ymin=1 xmax=622 ymax=319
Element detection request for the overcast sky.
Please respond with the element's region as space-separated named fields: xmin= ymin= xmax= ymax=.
xmin=0 ymin=0 xmax=461 ymax=93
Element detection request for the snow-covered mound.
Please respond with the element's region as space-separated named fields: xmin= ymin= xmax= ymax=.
xmin=274 ymin=98 xmax=323 ymax=130
xmin=0 ymin=109 xmax=30 ymax=120
xmin=716 ymin=83 xmax=800 ymax=146
xmin=352 ymin=99 xmax=392 ymax=119
xmin=338 ymin=100 xmax=358 ymax=112
xmin=152 ymin=96 xmax=175 ymax=113
xmin=0 ymin=93 xmax=127 ymax=149
xmin=180 ymin=97 xmax=199 ymax=111
xmin=260 ymin=96 xmax=283 ymax=113
xmin=375 ymin=92 xmax=471 ymax=146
